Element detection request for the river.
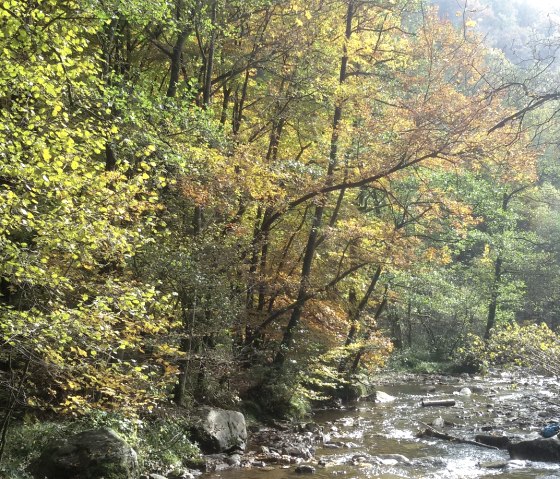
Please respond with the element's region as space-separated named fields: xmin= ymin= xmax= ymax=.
xmin=202 ymin=370 xmax=560 ymax=479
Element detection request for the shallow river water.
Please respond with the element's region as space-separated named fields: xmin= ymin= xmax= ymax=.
xmin=202 ymin=371 xmax=560 ymax=479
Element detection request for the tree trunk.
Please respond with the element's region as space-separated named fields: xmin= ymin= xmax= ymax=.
xmin=349 ymin=291 xmax=388 ymax=374
xmin=202 ymin=1 xmax=217 ymax=107
xmin=485 ymin=255 xmax=502 ymax=339
xmin=484 ymin=191 xmax=516 ymax=339
xmin=338 ymin=266 xmax=382 ymax=372
xmin=167 ymin=28 xmax=190 ymax=98
xmin=273 ymin=1 xmax=355 ymax=366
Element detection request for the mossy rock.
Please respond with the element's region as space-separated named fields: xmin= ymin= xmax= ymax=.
xmin=332 ymin=383 xmax=366 ymax=402
xmin=31 ymin=428 xmax=138 ymax=479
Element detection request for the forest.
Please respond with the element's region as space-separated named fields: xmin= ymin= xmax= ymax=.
xmin=2 ymin=0 xmax=560 ymax=476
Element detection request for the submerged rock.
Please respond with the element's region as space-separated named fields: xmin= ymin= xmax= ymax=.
xmin=31 ymin=428 xmax=138 ymax=479
xmin=509 ymin=437 xmax=560 ymax=462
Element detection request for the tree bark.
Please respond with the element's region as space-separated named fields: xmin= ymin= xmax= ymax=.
xmin=167 ymin=28 xmax=190 ymax=98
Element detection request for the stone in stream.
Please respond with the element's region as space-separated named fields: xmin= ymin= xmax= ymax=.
xmin=431 ymin=417 xmax=445 ymax=428
xmin=375 ymin=391 xmax=396 ymax=403
xmin=479 ymin=460 xmax=508 ymax=469
xmin=203 ymin=454 xmax=235 ymax=472
xmin=224 ymin=454 xmax=242 ymax=467
xmin=474 ymin=434 xmax=511 ymax=449
xmin=509 ymin=437 xmax=560 ymax=462
xmin=190 ymin=407 xmax=247 ymax=453
xmin=323 ymin=442 xmax=343 ymax=449
xmin=31 ymin=428 xmax=138 ymax=479
xmin=421 ymin=398 xmax=456 ymax=407
xmin=374 ymin=457 xmax=399 ymax=466
xmin=282 ymin=444 xmax=314 ymax=459
xmin=375 ymin=454 xmax=410 ymax=464
xmin=295 ymin=465 xmax=316 ymax=474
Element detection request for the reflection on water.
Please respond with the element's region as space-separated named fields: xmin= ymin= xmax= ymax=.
xmin=203 ymin=372 xmax=560 ymax=479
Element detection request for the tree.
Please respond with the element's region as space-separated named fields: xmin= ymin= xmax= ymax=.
xmin=0 ymin=0 xmax=178 ymax=415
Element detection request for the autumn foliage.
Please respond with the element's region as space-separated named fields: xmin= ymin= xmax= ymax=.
xmin=0 ymin=0 xmax=553 ymax=421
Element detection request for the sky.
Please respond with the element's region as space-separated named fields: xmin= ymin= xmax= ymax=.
xmin=528 ymin=0 xmax=560 ymax=13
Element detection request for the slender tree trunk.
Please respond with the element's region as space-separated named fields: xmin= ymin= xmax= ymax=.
xmin=220 ymin=85 xmax=231 ymax=124
xmin=247 ymin=207 xmax=263 ymax=309
xmin=232 ymin=70 xmax=250 ymax=135
xmin=257 ymin=215 xmax=270 ymax=312
xmin=202 ymin=1 xmax=217 ymax=107
xmin=274 ymin=205 xmax=325 ymax=365
xmin=167 ymin=28 xmax=190 ymax=98
xmin=247 ymin=113 xmax=285 ymax=310
xmin=338 ymin=266 xmax=382 ymax=372
xmin=349 ymin=292 xmax=388 ymax=374
xmin=406 ymin=300 xmax=412 ymax=347
xmin=484 ymin=191 xmax=516 ymax=339
xmin=273 ymin=1 xmax=355 ymax=366
xmin=485 ymin=255 xmax=502 ymax=339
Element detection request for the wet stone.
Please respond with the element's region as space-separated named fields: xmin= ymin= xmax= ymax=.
xmin=475 ymin=434 xmax=511 ymax=449
xmin=295 ymin=465 xmax=316 ymax=474
xmin=509 ymin=437 xmax=560 ymax=462
xmin=376 ymin=454 xmax=410 ymax=464
xmin=479 ymin=461 xmax=508 ymax=469
xmin=431 ymin=417 xmax=445 ymax=428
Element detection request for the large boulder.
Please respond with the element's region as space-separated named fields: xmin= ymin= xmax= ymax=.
xmin=32 ymin=428 xmax=138 ymax=479
xmin=190 ymin=407 xmax=247 ymax=453
xmin=508 ymin=437 xmax=560 ymax=462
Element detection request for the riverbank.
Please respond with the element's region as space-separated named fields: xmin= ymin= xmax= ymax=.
xmin=2 ymin=369 xmax=560 ymax=479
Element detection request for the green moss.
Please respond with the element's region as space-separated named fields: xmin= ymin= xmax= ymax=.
xmin=0 ymin=412 xmax=202 ymax=479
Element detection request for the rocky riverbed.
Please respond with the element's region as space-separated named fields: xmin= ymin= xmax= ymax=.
xmin=200 ymin=369 xmax=560 ymax=479
xmin=29 ymin=369 xmax=560 ymax=479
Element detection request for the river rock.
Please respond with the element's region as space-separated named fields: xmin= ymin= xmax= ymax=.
xmin=431 ymin=417 xmax=445 ymax=428
xmin=224 ymin=454 xmax=242 ymax=467
xmin=374 ymin=457 xmax=398 ymax=466
xmin=31 ymin=428 xmax=138 ymax=479
xmin=167 ymin=470 xmax=196 ymax=479
xmin=295 ymin=465 xmax=316 ymax=473
xmin=479 ymin=461 xmax=508 ymax=469
xmin=190 ymin=407 xmax=247 ymax=453
xmin=509 ymin=437 xmax=560 ymax=462
xmin=283 ymin=444 xmax=314 ymax=459
xmin=376 ymin=454 xmax=410 ymax=464
xmin=375 ymin=391 xmax=396 ymax=403
xmin=324 ymin=442 xmax=343 ymax=449
xmin=475 ymin=434 xmax=511 ymax=449
xmin=202 ymin=454 xmax=231 ymax=472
